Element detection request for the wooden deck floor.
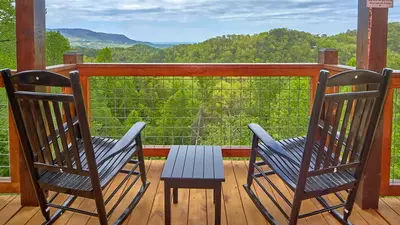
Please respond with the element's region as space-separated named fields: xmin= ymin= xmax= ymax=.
xmin=0 ymin=160 xmax=399 ymax=225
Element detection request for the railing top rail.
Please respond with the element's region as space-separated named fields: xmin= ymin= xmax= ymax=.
xmin=46 ymin=64 xmax=77 ymax=73
xmin=323 ymin=64 xmax=355 ymax=73
xmin=76 ymin=63 xmax=323 ymax=77
xmin=393 ymin=70 xmax=400 ymax=78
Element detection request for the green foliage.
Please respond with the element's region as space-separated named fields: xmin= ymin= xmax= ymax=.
xmin=347 ymin=57 xmax=356 ymax=67
xmin=46 ymin=31 xmax=71 ymax=66
xmin=98 ymin=23 xmax=400 ymax=69
xmin=0 ymin=0 xmax=16 ymax=69
xmin=96 ymin=47 xmax=112 ymax=62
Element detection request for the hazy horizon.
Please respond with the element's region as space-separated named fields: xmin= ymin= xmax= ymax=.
xmin=46 ymin=0 xmax=400 ymax=43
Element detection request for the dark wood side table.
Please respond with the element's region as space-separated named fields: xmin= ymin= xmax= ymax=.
xmin=161 ymin=145 xmax=225 ymax=225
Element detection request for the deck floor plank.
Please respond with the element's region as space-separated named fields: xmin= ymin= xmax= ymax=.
xmin=0 ymin=196 xmax=22 ymax=225
xmin=188 ymin=189 xmax=207 ymax=225
xmin=146 ymin=169 xmax=166 ymax=225
xmin=0 ymin=195 xmax=15 ymax=211
xmin=0 ymin=160 xmax=397 ymax=225
xmin=206 ymin=188 xmax=228 ymax=225
xmin=125 ymin=160 xmax=162 ymax=225
xmin=243 ymin=160 xmax=288 ymax=224
xmin=222 ymin=161 xmax=248 ymax=225
xmin=171 ymin=188 xmax=190 ymax=225
xmin=26 ymin=193 xmax=69 ymax=225
xmin=381 ymin=197 xmax=400 ymax=215
xmin=231 ymin=161 xmax=268 ymax=225
xmin=377 ymin=199 xmax=400 ymax=225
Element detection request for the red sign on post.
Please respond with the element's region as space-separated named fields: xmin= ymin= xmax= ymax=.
xmin=367 ymin=0 xmax=394 ymax=8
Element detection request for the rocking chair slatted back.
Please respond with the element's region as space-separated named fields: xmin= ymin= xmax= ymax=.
xmin=1 ymin=69 xmax=92 ymax=176
xmin=305 ymin=69 xmax=392 ymax=176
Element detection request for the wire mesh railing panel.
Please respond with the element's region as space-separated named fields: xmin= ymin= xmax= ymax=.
xmin=89 ymin=76 xmax=312 ymax=147
xmin=0 ymin=88 xmax=10 ymax=177
xmin=391 ymin=88 xmax=400 ymax=183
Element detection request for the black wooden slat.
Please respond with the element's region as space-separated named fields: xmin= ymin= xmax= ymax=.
xmin=19 ymin=99 xmax=44 ymax=163
xmin=53 ymin=101 xmax=73 ymax=168
xmin=350 ymin=99 xmax=373 ymax=162
xmin=324 ymin=90 xmax=379 ymax=101
xmin=42 ymin=101 xmax=63 ymax=167
xmin=31 ymin=100 xmax=54 ymax=164
xmin=193 ymin=146 xmax=205 ymax=179
xmin=161 ymin=145 xmax=180 ymax=179
xmin=203 ymin=146 xmax=214 ymax=179
xmin=182 ymin=145 xmax=196 ymax=178
xmin=213 ymin=146 xmax=224 ymax=180
xmin=63 ymin=102 xmax=82 ymax=170
xmin=172 ymin=145 xmax=188 ymax=178
xmin=323 ymin=100 xmax=344 ymax=168
xmin=15 ymin=91 xmax=74 ymax=102
xmin=333 ymin=99 xmax=353 ymax=165
xmin=314 ymin=101 xmax=333 ymax=170
xmin=341 ymin=99 xmax=366 ymax=164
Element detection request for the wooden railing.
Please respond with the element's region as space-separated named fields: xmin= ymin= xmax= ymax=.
xmin=77 ymin=63 xmax=323 ymax=157
xmin=2 ymin=54 xmax=399 ymax=200
xmin=381 ymin=70 xmax=400 ymax=196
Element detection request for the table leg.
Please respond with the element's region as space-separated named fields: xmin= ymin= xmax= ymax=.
xmin=173 ymin=188 xmax=178 ymax=204
xmin=215 ymin=183 xmax=222 ymax=225
xmin=164 ymin=183 xmax=171 ymax=225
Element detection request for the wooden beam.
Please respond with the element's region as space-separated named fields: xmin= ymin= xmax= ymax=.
xmin=15 ymin=0 xmax=46 ymax=206
xmin=356 ymin=0 xmax=389 ymax=209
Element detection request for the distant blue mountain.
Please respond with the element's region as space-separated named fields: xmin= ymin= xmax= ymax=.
xmin=48 ymin=28 xmax=188 ymax=49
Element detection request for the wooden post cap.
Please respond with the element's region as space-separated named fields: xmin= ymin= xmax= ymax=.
xmin=63 ymin=52 xmax=84 ymax=64
xmin=318 ymin=49 xmax=339 ymax=65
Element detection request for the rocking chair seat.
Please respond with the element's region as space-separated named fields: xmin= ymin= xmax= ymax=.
xmin=38 ymin=136 xmax=137 ymax=194
xmin=258 ymin=136 xmax=356 ymax=194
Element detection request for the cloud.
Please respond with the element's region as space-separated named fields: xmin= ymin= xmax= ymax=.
xmin=46 ymin=0 xmax=358 ymax=23
xmin=45 ymin=0 xmax=400 ymax=42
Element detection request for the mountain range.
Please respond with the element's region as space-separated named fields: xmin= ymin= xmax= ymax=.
xmin=49 ymin=28 xmax=187 ymax=49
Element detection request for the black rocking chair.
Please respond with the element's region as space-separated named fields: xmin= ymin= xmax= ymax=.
xmin=244 ymin=69 xmax=392 ymax=225
xmin=1 ymin=69 xmax=150 ymax=225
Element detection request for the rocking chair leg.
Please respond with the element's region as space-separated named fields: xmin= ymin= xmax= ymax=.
xmin=343 ymin=189 xmax=357 ymax=221
xmin=288 ymin=196 xmax=302 ymax=225
xmin=136 ymin=134 xmax=148 ymax=186
xmin=94 ymin=192 xmax=108 ymax=225
xmin=247 ymin=135 xmax=259 ymax=187
xmin=37 ymin=188 xmax=50 ymax=221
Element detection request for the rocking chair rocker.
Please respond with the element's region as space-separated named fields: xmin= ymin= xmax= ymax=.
xmin=244 ymin=69 xmax=392 ymax=225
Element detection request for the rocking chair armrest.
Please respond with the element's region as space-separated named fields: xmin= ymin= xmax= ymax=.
xmin=96 ymin=122 xmax=146 ymax=165
xmin=248 ymin=123 xmax=300 ymax=166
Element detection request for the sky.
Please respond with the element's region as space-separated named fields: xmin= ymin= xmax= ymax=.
xmin=45 ymin=0 xmax=400 ymax=43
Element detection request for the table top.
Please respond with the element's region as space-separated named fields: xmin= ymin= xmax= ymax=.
xmin=161 ymin=145 xmax=225 ymax=182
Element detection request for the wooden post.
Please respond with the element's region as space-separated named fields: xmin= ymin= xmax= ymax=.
xmin=15 ymin=0 xmax=46 ymax=206
xmin=317 ymin=49 xmax=339 ymax=140
xmin=63 ymin=52 xmax=84 ymax=64
xmin=318 ymin=49 xmax=339 ymax=65
xmin=356 ymin=0 xmax=389 ymax=209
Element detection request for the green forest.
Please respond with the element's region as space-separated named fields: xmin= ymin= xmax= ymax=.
xmin=1 ymin=0 xmax=400 ymax=180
